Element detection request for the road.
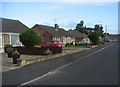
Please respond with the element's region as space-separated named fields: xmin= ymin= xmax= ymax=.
xmin=2 ymin=42 xmax=119 ymax=86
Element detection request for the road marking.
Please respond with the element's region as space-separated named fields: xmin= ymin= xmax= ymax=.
xmin=18 ymin=43 xmax=113 ymax=86
xmin=17 ymin=71 xmax=53 ymax=86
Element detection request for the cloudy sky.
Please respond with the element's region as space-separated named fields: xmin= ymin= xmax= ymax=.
xmin=1 ymin=0 xmax=119 ymax=34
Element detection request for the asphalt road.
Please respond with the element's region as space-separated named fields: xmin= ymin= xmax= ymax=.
xmin=2 ymin=42 xmax=119 ymax=86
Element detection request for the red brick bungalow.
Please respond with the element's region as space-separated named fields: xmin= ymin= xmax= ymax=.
xmin=32 ymin=24 xmax=68 ymax=44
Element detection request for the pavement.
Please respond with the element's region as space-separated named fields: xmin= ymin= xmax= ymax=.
xmin=1 ymin=53 xmax=46 ymax=72
xmin=1 ymin=47 xmax=91 ymax=72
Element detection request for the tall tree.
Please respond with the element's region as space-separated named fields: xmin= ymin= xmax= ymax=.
xmin=94 ymin=24 xmax=104 ymax=37
xmin=99 ymin=25 xmax=104 ymax=33
xmin=79 ymin=20 xmax=84 ymax=27
xmin=76 ymin=20 xmax=87 ymax=34
xmin=88 ymin=31 xmax=99 ymax=45
xmin=94 ymin=24 xmax=100 ymax=31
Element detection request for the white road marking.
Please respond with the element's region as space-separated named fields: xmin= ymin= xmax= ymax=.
xmin=17 ymin=71 xmax=53 ymax=86
xmin=18 ymin=43 xmax=113 ymax=86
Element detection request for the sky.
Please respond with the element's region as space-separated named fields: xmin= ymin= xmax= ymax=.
xmin=0 ymin=1 xmax=119 ymax=34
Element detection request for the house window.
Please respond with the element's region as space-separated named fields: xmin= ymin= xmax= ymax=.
xmin=67 ymin=37 xmax=71 ymax=43
xmin=61 ymin=37 xmax=66 ymax=44
xmin=54 ymin=37 xmax=60 ymax=41
xmin=11 ymin=35 xmax=19 ymax=46
xmin=61 ymin=37 xmax=64 ymax=43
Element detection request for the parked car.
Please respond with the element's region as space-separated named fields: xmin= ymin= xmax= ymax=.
xmin=79 ymin=38 xmax=90 ymax=45
xmin=40 ymin=40 xmax=62 ymax=53
xmin=40 ymin=40 xmax=62 ymax=48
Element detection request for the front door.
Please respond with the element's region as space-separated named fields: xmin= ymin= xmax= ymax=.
xmin=2 ymin=34 xmax=10 ymax=46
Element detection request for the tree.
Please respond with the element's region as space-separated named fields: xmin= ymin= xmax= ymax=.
xmin=94 ymin=24 xmax=104 ymax=37
xmin=76 ymin=20 xmax=87 ymax=34
xmin=99 ymin=25 xmax=104 ymax=33
xmin=88 ymin=31 xmax=99 ymax=45
xmin=94 ymin=24 xmax=100 ymax=31
xmin=19 ymin=29 xmax=42 ymax=47
xmin=79 ymin=20 xmax=84 ymax=27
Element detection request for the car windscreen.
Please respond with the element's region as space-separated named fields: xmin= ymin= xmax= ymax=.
xmin=46 ymin=42 xmax=51 ymax=44
xmin=46 ymin=41 xmax=57 ymax=44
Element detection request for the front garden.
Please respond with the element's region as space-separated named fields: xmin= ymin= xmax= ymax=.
xmin=4 ymin=29 xmax=62 ymax=56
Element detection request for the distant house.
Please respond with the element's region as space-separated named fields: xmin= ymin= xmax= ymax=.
xmin=67 ymin=30 xmax=85 ymax=45
xmin=0 ymin=18 xmax=28 ymax=53
xmin=32 ymin=24 xmax=68 ymax=44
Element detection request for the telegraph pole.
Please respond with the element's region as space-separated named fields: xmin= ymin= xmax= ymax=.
xmin=105 ymin=25 xmax=107 ymax=38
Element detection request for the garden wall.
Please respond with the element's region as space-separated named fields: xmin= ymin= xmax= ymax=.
xmin=13 ymin=47 xmax=62 ymax=55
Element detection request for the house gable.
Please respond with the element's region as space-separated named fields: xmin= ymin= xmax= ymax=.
xmin=32 ymin=24 xmax=53 ymax=43
xmin=32 ymin=24 xmax=69 ymax=43
xmin=33 ymin=24 xmax=68 ymax=37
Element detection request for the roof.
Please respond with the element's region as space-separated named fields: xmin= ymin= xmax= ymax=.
xmin=33 ymin=24 xmax=68 ymax=37
xmin=1 ymin=18 xmax=28 ymax=33
xmin=67 ymin=30 xmax=85 ymax=38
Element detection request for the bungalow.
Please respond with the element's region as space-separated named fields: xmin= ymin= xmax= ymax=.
xmin=32 ymin=24 xmax=68 ymax=45
xmin=0 ymin=18 xmax=28 ymax=53
xmin=67 ymin=29 xmax=85 ymax=45
xmin=32 ymin=24 xmax=85 ymax=45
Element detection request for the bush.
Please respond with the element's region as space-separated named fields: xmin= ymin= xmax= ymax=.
xmin=19 ymin=29 xmax=42 ymax=47
xmin=88 ymin=32 xmax=99 ymax=45
xmin=44 ymin=49 xmax=52 ymax=55
xmin=4 ymin=44 xmax=14 ymax=53
xmin=65 ymin=42 xmax=74 ymax=46
xmin=65 ymin=43 xmax=71 ymax=46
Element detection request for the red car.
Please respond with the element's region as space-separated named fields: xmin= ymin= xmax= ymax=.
xmin=40 ymin=40 xmax=62 ymax=48
xmin=40 ymin=40 xmax=62 ymax=53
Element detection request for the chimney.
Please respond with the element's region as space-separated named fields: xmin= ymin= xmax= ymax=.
xmin=54 ymin=24 xmax=59 ymax=31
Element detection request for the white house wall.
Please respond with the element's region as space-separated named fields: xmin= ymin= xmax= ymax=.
xmin=66 ymin=37 xmax=75 ymax=44
xmin=53 ymin=36 xmax=76 ymax=45
xmin=53 ymin=36 xmax=67 ymax=44
xmin=0 ymin=32 xmax=20 ymax=53
xmin=61 ymin=37 xmax=66 ymax=44
xmin=0 ymin=33 xmax=2 ymax=47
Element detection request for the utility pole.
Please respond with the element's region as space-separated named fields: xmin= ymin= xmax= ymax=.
xmin=105 ymin=25 xmax=107 ymax=38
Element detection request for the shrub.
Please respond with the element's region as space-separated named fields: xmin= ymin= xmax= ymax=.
xmin=65 ymin=43 xmax=71 ymax=46
xmin=19 ymin=29 xmax=42 ymax=47
xmin=44 ymin=49 xmax=52 ymax=55
xmin=4 ymin=44 xmax=14 ymax=53
xmin=65 ymin=42 xmax=74 ymax=46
